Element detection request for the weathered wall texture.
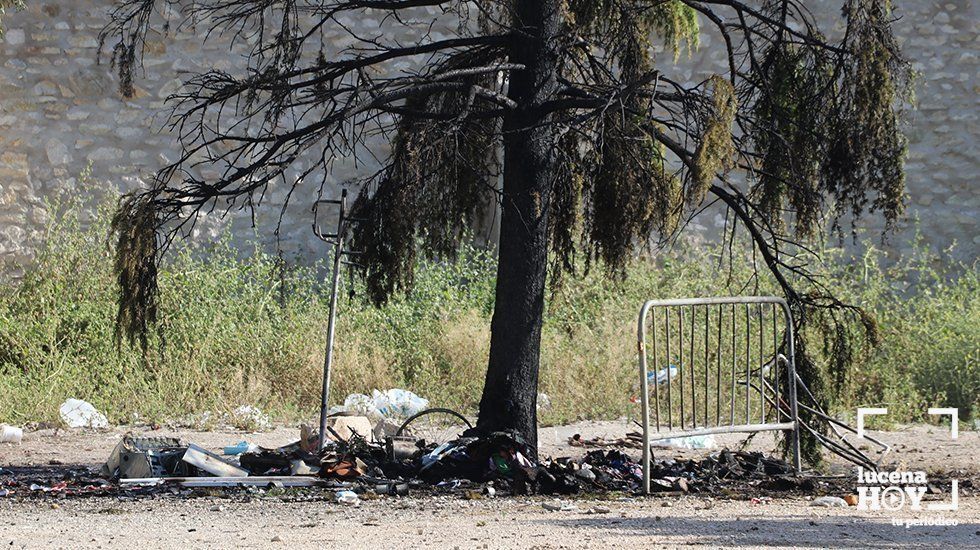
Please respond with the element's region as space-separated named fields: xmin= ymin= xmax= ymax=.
xmin=0 ymin=1 xmax=976 ymax=277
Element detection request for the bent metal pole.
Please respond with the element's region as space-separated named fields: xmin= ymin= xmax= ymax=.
xmin=318 ymin=189 xmax=347 ymax=450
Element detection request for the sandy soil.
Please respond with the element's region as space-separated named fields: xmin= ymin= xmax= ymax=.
xmin=1 ymin=421 xmax=977 ymax=549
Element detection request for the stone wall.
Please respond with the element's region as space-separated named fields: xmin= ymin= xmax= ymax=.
xmin=0 ymin=0 xmax=976 ymax=278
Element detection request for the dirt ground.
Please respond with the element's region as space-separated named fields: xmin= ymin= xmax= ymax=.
xmin=1 ymin=421 xmax=977 ymax=549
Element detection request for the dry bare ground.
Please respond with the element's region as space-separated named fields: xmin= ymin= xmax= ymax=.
xmin=1 ymin=422 xmax=977 ymax=549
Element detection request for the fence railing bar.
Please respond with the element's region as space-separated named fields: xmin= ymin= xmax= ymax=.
xmin=730 ymin=304 xmax=736 ymax=426
xmin=652 ymin=309 xmax=660 ymax=431
xmin=716 ymin=306 xmax=722 ymax=426
xmin=665 ymin=307 xmax=672 ymax=432
xmin=638 ymin=303 xmax=651 ymax=494
xmin=647 ymin=422 xmax=796 ymax=441
xmin=758 ymin=304 xmax=765 ymax=424
xmin=772 ymin=303 xmax=780 ymax=422
xmin=744 ymin=304 xmax=751 ymax=424
xmin=703 ymin=305 xmax=710 ymax=428
xmin=689 ymin=305 xmax=697 ymax=430
xmin=783 ymin=300 xmax=803 ymax=472
xmin=679 ymin=307 xmax=685 ymax=430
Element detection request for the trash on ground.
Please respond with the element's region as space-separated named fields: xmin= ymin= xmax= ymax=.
xmin=223 ymin=441 xmax=258 ymax=455
xmin=103 ymin=434 xmax=188 ymax=479
xmin=5 ymin=405 xmax=837 ymax=503
xmin=59 ymin=398 xmax=109 ymax=429
xmin=329 ymin=393 xmax=382 ymax=421
xmin=336 ymin=489 xmax=360 ymax=505
xmin=649 ymin=365 xmax=678 ymax=385
xmin=373 ymin=419 xmax=401 ymax=440
xmin=571 ymin=432 xmax=715 ymax=451
xmin=372 ymin=389 xmax=428 ymax=418
xmin=652 ymin=435 xmax=717 ymax=450
xmin=810 ymin=496 xmax=849 ymax=507
xmin=385 ymin=436 xmax=418 ymax=461
xmin=323 ymin=415 xmax=374 ymax=442
xmin=0 ymin=424 xmax=23 ymax=444
xmin=182 ymin=443 xmax=249 ymax=477
xmin=290 ymin=458 xmax=320 ymax=476
xmin=329 ymin=389 xmax=429 ymax=421
xmin=229 ymin=405 xmax=272 ymax=431
xmin=120 ymin=476 xmax=323 ymax=488
xmin=568 ymin=433 xmax=639 ymax=449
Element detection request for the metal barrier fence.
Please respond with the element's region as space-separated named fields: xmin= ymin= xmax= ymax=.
xmin=637 ymin=296 xmax=801 ymax=494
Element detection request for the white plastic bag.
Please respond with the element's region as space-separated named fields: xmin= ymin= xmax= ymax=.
xmin=653 ymin=435 xmax=717 ymax=450
xmin=810 ymin=496 xmax=848 ymax=507
xmin=372 ymin=389 xmax=428 ymax=418
xmin=329 ymin=389 xmax=428 ymax=421
xmin=59 ymin=398 xmax=109 ymax=429
xmin=336 ymin=393 xmax=383 ymax=422
xmin=0 ymin=424 xmax=23 ymax=444
xmin=335 ymin=489 xmax=360 ymax=505
xmin=229 ymin=405 xmax=272 ymax=431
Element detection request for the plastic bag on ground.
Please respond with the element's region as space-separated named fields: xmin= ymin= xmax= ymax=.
xmin=335 ymin=489 xmax=360 ymax=505
xmin=329 ymin=389 xmax=428 ymax=421
xmin=333 ymin=393 xmax=383 ymax=422
xmin=228 ymin=405 xmax=272 ymax=431
xmin=652 ymin=435 xmax=717 ymax=450
xmin=59 ymin=398 xmax=109 ymax=429
xmin=810 ymin=496 xmax=848 ymax=507
xmin=372 ymin=389 xmax=428 ymax=418
xmin=0 ymin=424 xmax=23 ymax=444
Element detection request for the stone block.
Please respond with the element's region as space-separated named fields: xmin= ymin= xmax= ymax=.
xmin=45 ymin=138 xmax=71 ymax=166
xmin=67 ymin=34 xmax=99 ymax=49
xmin=86 ymin=147 xmax=124 ymax=162
xmin=5 ymin=29 xmax=25 ymax=46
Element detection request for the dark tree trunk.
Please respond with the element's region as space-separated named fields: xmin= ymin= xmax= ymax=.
xmin=475 ymin=0 xmax=561 ymax=456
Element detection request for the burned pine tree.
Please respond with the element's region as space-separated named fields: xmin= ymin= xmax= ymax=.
xmin=103 ymin=0 xmax=911 ymax=456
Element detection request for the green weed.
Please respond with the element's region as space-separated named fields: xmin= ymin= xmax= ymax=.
xmin=0 ymin=192 xmax=976 ymax=428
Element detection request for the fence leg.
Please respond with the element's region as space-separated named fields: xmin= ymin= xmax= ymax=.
xmin=783 ymin=302 xmax=802 ymax=473
xmin=638 ymin=305 xmax=651 ymax=495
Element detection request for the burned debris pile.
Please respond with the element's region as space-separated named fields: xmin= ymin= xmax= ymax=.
xmin=1 ymin=413 xmax=831 ymax=502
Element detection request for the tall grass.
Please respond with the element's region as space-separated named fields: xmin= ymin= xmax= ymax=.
xmin=1 ymin=192 xmax=976 ymax=427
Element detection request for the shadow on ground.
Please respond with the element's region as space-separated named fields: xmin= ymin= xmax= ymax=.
xmin=541 ymin=514 xmax=980 ymax=548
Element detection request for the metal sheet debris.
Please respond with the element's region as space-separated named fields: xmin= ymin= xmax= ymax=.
xmin=120 ymin=476 xmax=323 ymax=488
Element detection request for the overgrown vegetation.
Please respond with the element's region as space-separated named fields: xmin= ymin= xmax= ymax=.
xmin=1 ymin=196 xmax=975 ymax=428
